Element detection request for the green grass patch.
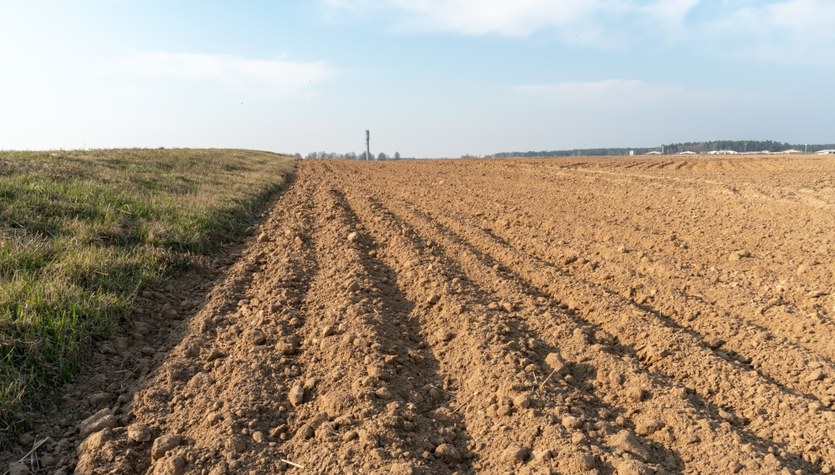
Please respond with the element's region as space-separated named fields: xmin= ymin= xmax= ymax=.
xmin=0 ymin=148 xmax=294 ymax=440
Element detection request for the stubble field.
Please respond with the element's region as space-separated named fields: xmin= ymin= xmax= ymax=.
xmin=66 ymin=155 xmax=835 ymax=474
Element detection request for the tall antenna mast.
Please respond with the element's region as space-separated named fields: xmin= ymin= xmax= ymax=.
xmin=366 ymin=130 xmax=371 ymax=160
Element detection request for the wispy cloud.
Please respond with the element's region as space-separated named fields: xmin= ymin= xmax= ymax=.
xmin=641 ymin=0 xmax=699 ymax=37
xmin=323 ymin=0 xmax=699 ymax=47
xmin=708 ymin=0 xmax=835 ymax=65
xmin=123 ymin=52 xmax=332 ymax=99
xmin=323 ymin=0 xmax=835 ymax=65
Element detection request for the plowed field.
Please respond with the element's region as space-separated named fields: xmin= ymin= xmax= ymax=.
xmin=74 ymin=156 xmax=835 ymax=474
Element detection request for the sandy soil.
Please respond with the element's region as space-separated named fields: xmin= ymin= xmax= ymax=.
xmin=8 ymin=156 xmax=835 ymax=474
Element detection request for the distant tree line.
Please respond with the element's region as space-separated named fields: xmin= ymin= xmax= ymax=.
xmin=305 ymin=151 xmax=411 ymax=160
xmin=487 ymin=148 xmax=640 ymax=158
xmin=486 ymin=140 xmax=835 ymax=158
xmin=662 ymin=140 xmax=835 ymax=154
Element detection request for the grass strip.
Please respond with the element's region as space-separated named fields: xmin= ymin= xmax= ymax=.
xmin=0 ymin=148 xmax=294 ymax=442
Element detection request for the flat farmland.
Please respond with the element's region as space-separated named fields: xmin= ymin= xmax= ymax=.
xmin=74 ymin=156 xmax=835 ymax=474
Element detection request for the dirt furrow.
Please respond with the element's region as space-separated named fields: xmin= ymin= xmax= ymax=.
xmin=352 ymin=177 xmax=815 ymax=473
xmin=276 ymin=182 xmax=472 ymax=474
xmin=340 ymin=186 xmax=612 ymax=473
xmin=528 ymin=167 xmax=835 ymax=339
xmin=429 ymin=189 xmax=835 ymax=407
xmin=542 ymin=185 xmax=835 ymax=364
xmin=347 ymin=169 xmax=832 ymax=472
xmin=416 ymin=161 xmax=835 ymax=391
xmin=59 ymin=156 xmax=835 ymax=475
xmin=426 ymin=213 xmax=833 ymax=471
xmin=74 ymin=178 xmax=320 ymax=474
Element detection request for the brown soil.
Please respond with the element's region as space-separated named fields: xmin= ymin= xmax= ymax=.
xmin=7 ymin=155 xmax=835 ymax=474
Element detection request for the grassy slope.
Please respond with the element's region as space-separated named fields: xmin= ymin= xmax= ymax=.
xmin=0 ymin=149 xmax=294 ymax=439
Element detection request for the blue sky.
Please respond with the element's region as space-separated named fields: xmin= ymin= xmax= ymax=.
xmin=1 ymin=0 xmax=833 ymax=157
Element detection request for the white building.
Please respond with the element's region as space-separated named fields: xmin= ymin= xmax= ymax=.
xmin=816 ymin=149 xmax=835 ymax=155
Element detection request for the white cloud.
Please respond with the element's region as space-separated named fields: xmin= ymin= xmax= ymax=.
xmin=709 ymin=0 xmax=835 ymax=65
xmin=123 ymin=52 xmax=332 ymax=99
xmin=323 ymin=0 xmax=699 ymax=46
xmin=642 ymin=0 xmax=699 ymax=28
xmin=325 ymin=0 xmax=835 ymax=66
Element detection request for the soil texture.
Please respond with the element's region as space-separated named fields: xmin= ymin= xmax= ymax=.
xmin=9 ymin=156 xmax=835 ymax=474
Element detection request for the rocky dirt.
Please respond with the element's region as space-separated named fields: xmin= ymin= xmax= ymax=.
xmin=5 ymin=155 xmax=835 ymax=474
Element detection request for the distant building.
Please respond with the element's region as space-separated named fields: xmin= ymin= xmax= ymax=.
xmin=779 ymin=149 xmax=802 ymax=154
xmin=816 ymin=149 xmax=835 ymax=155
xmin=678 ymin=151 xmax=696 ymax=155
xmin=645 ymin=151 xmax=662 ymax=155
